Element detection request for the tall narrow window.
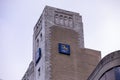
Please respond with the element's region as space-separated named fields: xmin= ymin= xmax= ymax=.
xmin=64 ymin=16 xmax=68 ymax=27
xmin=59 ymin=15 xmax=64 ymax=25
xmin=38 ymin=67 xmax=41 ymax=76
xmin=36 ymin=39 xmax=39 ymax=48
xmin=55 ymin=14 xmax=59 ymax=24
xmin=36 ymin=26 xmax=38 ymax=30
xmin=40 ymin=33 xmax=42 ymax=41
xmin=69 ymin=17 xmax=73 ymax=27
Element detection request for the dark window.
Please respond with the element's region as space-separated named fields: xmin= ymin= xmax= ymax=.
xmin=36 ymin=39 xmax=39 ymax=48
xmin=38 ymin=67 xmax=41 ymax=76
xmin=40 ymin=33 xmax=42 ymax=41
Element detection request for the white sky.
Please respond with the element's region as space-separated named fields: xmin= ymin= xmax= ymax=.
xmin=0 ymin=0 xmax=120 ymax=80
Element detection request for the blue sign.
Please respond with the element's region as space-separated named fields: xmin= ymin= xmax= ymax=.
xmin=35 ymin=48 xmax=41 ymax=65
xmin=58 ymin=43 xmax=70 ymax=55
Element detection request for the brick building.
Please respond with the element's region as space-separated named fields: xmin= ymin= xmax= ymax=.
xmin=22 ymin=6 xmax=101 ymax=80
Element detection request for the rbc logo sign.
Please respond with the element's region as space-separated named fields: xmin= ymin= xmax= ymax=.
xmin=58 ymin=43 xmax=70 ymax=55
xmin=35 ymin=48 xmax=41 ymax=65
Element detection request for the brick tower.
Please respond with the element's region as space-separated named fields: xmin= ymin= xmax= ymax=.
xmin=32 ymin=6 xmax=101 ymax=80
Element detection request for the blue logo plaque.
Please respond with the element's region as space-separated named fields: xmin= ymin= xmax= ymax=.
xmin=35 ymin=48 xmax=41 ymax=65
xmin=58 ymin=43 xmax=70 ymax=55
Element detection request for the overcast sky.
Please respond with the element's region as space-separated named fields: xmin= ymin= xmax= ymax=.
xmin=0 ymin=0 xmax=120 ymax=80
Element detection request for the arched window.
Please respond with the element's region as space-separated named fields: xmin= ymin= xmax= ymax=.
xmin=64 ymin=16 xmax=68 ymax=26
xmin=69 ymin=17 xmax=73 ymax=27
xmin=55 ymin=14 xmax=59 ymax=24
xmin=59 ymin=15 xmax=64 ymax=25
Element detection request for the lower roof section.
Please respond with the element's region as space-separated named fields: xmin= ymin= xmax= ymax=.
xmin=87 ymin=50 xmax=120 ymax=80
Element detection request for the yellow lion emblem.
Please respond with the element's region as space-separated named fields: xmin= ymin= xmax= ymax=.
xmin=62 ymin=45 xmax=68 ymax=51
